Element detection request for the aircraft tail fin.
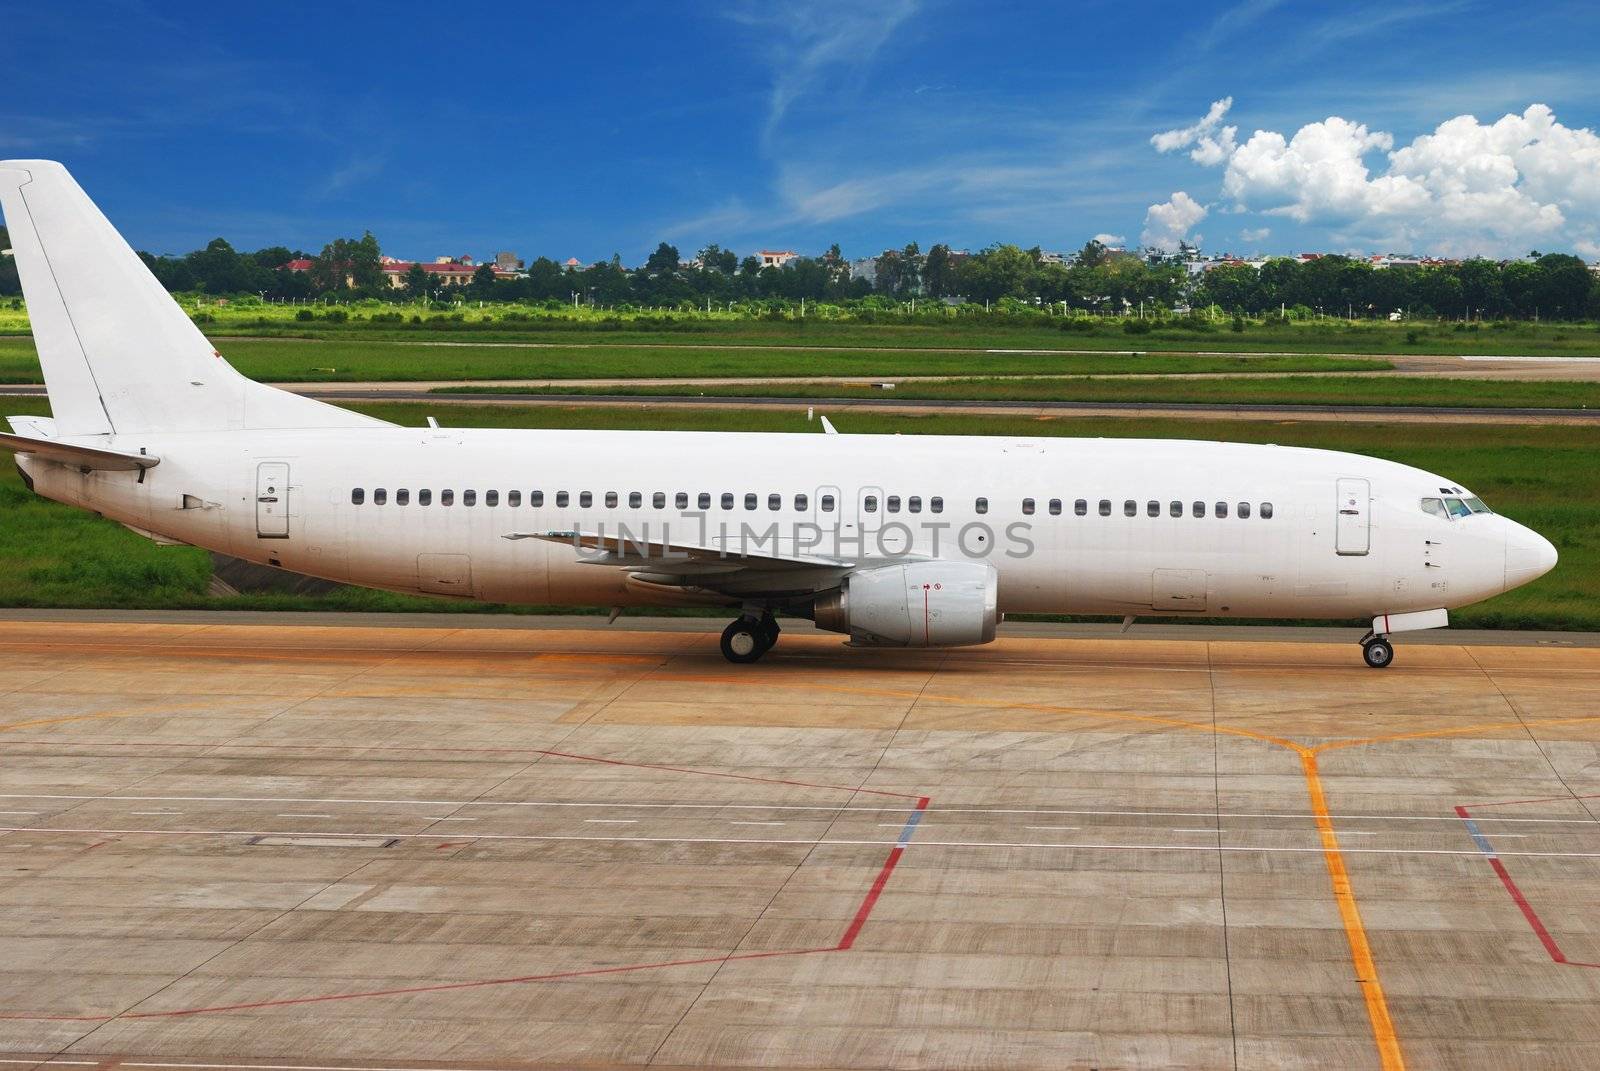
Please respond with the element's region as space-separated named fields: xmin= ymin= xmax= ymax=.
xmin=0 ymin=160 xmax=386 ymax=436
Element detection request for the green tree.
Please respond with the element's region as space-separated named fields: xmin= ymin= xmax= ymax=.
xmin=0 ymin=226 xmax=21 ymax=296
xmin=922 ymin=243 xmax=954 ymax=297
xmin=404 ymin=263 xmax=431 ymax=297
xmin=645 ymin=242 xmax=680 ymax=275
xmin=1531 ymin=253 xmax=1592 ymax=318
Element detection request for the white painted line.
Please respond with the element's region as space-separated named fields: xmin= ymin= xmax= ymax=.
xmin=277 ymin=813 xmax=334 ymax=819
xmin=0 ymin=810 xmax=39 ymax=815
xmin=584 ymin=819 xmax=637 ymax=824
xmin=128 ymin=811 xmax=182 ymax=816
xmin=1460 ymin=354 xmax=1600 ymax=362
xmin=1025 ymin=825 xmax=1079 ymax=831
xmin=7 ymin=824 xmax=1600 ymax=859
xmin=730 ymin=820 xmax=786 ymax=826
xmin=1173 ymin=828 xmax=1223 ymax=833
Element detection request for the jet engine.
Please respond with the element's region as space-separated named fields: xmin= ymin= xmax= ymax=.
xmin=812 ymin=560 xmax=999 ymax=647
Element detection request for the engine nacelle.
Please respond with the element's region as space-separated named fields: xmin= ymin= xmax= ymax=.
xmin=813 ymin=560 xmax=999 ymax=647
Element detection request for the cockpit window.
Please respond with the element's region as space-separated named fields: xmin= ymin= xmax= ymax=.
xmin=1463 ymin=497 xmax=1491 ymax=514
xmin=1444 ymin=497 xmax=1472 ymax=518
xmin=1421 ymin=497 xmax=1448 ymax=519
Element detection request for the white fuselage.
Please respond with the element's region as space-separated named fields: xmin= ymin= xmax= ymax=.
xmin=17 ymin=426 xmax=1550 ymax=621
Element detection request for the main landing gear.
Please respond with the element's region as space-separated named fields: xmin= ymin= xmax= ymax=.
xmin=1359 ymin=631 xmax=1394 ymax=669
xmin=720 ymin=613 xmax=780 ymax=664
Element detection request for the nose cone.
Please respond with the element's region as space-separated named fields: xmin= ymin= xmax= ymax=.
xmin=1504 ymin=520 xmax=1558 ymax=592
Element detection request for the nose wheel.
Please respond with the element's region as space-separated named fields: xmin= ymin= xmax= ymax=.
xmin=720 ymin=614 xmax=780 ymax=664
xmin=1360 ymin=635 xmax=1394 ymax=669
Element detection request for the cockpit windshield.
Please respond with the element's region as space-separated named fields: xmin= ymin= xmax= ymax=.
xmin=1423 ymin=494 xmax=1491 ymax=519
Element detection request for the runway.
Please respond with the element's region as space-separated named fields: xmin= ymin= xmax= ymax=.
xmin=2 ymin=617 xmax=1599 ymax=1070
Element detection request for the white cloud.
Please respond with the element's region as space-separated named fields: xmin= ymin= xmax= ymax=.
xmin=1141 ymin=191 xmax=1207 ymax=250
xmin=1240 ymin=226 xmax=1271 ymax=242
xmin=1155 ymin=100 xmax=1600 ymax=255
xmin=1152 ymin=98 xmax=1238 ymax=166
xmin=1093 ymin=232 xmax=1126 ymax=246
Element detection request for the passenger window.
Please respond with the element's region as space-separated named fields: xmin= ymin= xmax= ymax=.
xmin=1147 ymin=500 xmax=1159 ymax=517
xmin=796 ymin=493 xmax=809 ymax=511
xmin=629 ymin=492 xmax=642 ymax=508
xmin=577 ymin=491 xmax=591 ymax=508
xmin=419 ymin=489 xmax=432 ymax=506
xmin=463 ymin=490 xmax=476 ymax=507
xmin=1260 ymin=502 xmax=1273 ymax=519
xmin=531 ymin=491 xmax=544 ymax=507
xmin=887 ymin=495 xmax=901 ymax=513
xmin=1445 ymin=497 xmax=1471 ymax=518
xmin=1098 ymin=499 xmax=1111 ymax=516
xmin=374 ymin=488 xmax=387 ymax=505
xmin=1049 ymin=499 xmax=1061 ymax=516
xmin=1170 ymin=500 xmax=1182 ymax=517
xmin=1237 ymin=501 xmax=1250 ymax=519
xmin=1074 ymin=499 xmax=1087 ymax=516
xmin=556 ymin=491 xmax=569 ymax=507
xmin=822 ymin=494 xmax=836 ymax=512
xmin=1215 ymin=501 xmax=1228 ymax=518
xmin=744 ymin=493 xmax=757 ymax=510
xmin=507 ymin=490 xmax=519 ymax=507
xmin=1021 ymin=498 xmax=1035 ymax=515
xmin=930 ymin=497 xmax=943 ymax=514
xmin=605 ymin=492 xmax=619 ymax=508
xmin=351 ymin=488 xmax=364 ymax=505
xmin=907 ymin=496 xmax=921 ymax=514
xmin=1123 ymin=500 xmax=1136 ymax=517
xmin=768 ymin=493 xmax=781 ymax=511
xmin=975 ymin=497 xmax=988 ymax=514
xmin=676 ymin=492 xmax=689 ymax=509
xmin=721 ymin=493 xmax=734 ymax=509
xmin=865 ymin=495 xmax=879 ymax=513
xmin=1191 ymin=501 xmax=1204 ymax=517
xmin=485 ymin=490 xmax=499 ymax=507
xmin=442 ymin=490 xmax=455 ymax=506
xmin=654 ymin=492 xmax=666 ymax=509
xmin=397 ymin=489 xmax=410 ymax=506
xmin=698 ymin=493 xmax=711 ymax=509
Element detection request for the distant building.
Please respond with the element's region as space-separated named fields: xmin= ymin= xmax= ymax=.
xmin=758 ymin=249 xmax=799 ymax=268
xmin=494 ymin=251 xmax=522 ymax=271
xmin=279 ymin=258 xmax=315 ymax=272
xmin=564 ymin=257 xmax=583 ymax=271
xmin=849 ymin=257 xmax=877 ymax=285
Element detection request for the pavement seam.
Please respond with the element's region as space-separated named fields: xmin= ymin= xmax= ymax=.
xmin=1205 ymin=642 xmax=1241 ymax=1071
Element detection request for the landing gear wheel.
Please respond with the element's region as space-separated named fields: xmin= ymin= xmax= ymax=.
xmin=760 ymin=615 xmax=780 ymax=650
xmin=1362 ymin=637 xmax=1394 ymax=669
xmin=721 ymin=619 xmax=766 ymax=664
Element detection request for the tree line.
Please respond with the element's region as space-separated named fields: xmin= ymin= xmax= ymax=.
xmin=1 ymin=225 xmax=1596 ymax=320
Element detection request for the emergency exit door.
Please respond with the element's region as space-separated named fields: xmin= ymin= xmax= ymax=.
xmin=256 ymin=462 xmax=290 ymax=539
xmin=1335 ymin=477 xmax=1369 ymax=556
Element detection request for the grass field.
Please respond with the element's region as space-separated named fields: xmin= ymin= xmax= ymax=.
xmin=4 ymin=300 xmax=1600 ymax=357
xmin=437 ymin=375 xmax=1600 ymax=409
xmin=0 ymin=337 xmax=1390 ymax=384
xmin=2 ymin=396 xmax=1594 ymax=629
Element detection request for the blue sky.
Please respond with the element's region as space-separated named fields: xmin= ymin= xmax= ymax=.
xmin=5 ymin=1 xmax=1600 ymax=262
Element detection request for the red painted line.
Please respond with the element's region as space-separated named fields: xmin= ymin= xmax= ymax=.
xmin=1458 ymin=803 xmax=1600 ymax=970
xmin=838 ymin=797 xmax=929 ymax=950
xmin=1485 ymin=856 xmax=1575 ymax=964
xmin=1467 ymin=792 xmax=1600 ymax=810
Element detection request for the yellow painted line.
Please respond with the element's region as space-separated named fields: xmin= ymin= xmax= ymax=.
xmin=1300 ymin=749 xmax=1405 ymax=1070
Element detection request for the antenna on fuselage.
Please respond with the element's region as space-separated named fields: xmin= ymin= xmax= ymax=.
xmin=819 ymin=415 xmax=838 ymax=435
xmin=426 ymin=416 xmax=440 ymax=429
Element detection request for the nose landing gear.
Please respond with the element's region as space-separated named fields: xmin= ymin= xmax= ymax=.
xmin=720 ymin=613 xmax=780 ymax=664
xmin=1359 ymin=631 xmax=1394 ymax=669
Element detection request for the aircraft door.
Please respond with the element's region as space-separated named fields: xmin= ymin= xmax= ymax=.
xmin=1335 ymin=477 xmax=1370 ymax=556
xmin=256 ymin=462 xmax=290 ymax=539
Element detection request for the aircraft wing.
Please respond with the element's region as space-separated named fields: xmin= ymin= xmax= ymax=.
xmin=504 ymin=529 xmax=854 ymax=572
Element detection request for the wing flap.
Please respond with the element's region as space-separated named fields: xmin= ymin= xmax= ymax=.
xmin=504 ymin=529 xmax=852 ymax=570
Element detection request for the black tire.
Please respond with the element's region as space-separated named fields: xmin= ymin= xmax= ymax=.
xmin=1362 ymin=638 xmax=1394 ymax=669
xmin=721 ymin=619 xmax=766 ymax=664
xmin=760 ymin=616 xmax=781 ymax=649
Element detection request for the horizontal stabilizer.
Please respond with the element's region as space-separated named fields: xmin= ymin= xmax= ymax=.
xmin=0 ymin=430 xmax=159 ymax=470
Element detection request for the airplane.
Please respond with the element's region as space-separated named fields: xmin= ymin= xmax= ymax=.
xmin=0 ymin=160 xmax=1558 ymax=668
